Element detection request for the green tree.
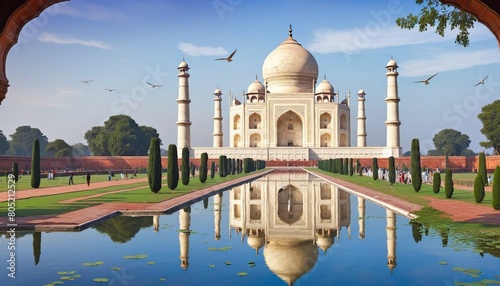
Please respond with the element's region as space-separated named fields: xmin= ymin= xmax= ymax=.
xmin=396 ymin=0 xmax=476 ymax=47
xmin=31 ymin=139 xmax=40 ymax=188
xmin=181 ymin=147 xmax=190 ymax=186
xmin=210 ymin=161 xmax=216 ymax=179
xmin=492 ymin=166 xmax=500 ymax=210
xmin=0 ymin=130 xmax=9 ymax=155
xmin=33 ymin=232 xmax=41 ymax=265
xmin=199 ymin=152 xmax=208 ymax=183
xmin=190 ymin=162 xmax=195 ymax=177
xmin=343 ymin=158 xmax=348 ymax=175
xmin=388 ymin=156 xmax=396 ymax=185
xmin=72 ymin=143 xmax=91 ymax=156
xmin=219 ymin=155 xmax=227 ymax=177
xmin=478 ymin=152 xmax=487 ymax=186
xmin=473 ymin=174 xmax=485 ymax=203
xmin=372 ymin=158 xmax=378 ymax=181
xmin=349 ymin=158 xmax=354 ymax=176
xmin=478 ymin=100 xmax=500 ymax=155
xmin=432 ymin=172 xmax=441 ymax=194
xmin=411 ymin=138 xmax=422 ymax=192
xmin=10 ymin=126 xmax=48 ymax=156
xmin=444 ymin=168 xmax=454 ymax=199
xmin=147 ymin=138 xmax=162 ymax=193
xmin=432 ymin=129 xmax=471 ymax=156
xmin=167 ymin=144 xmax=178 ymax=190
xmin=84 ymin=115 xmax=159 ymax=156
xmin=12 ymin=161 xmax=19 ymax=182
xmin=46 ymin=139 xmax=73 ymax=157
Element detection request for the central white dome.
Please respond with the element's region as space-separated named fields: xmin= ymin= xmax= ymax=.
xmin=262 ymin=29 xmax=318 ymax=94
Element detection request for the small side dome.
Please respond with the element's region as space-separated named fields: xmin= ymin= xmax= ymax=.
xmin=247 ymin=79 xmax=265 ymax=94
xmin=386 ymin=58 xmax=397 ymax=68
xmin=316 ymin=79 xmax=334 ymax=94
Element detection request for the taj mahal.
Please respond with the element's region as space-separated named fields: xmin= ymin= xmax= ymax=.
xmin=176 ymin=26 xmax=402 ymax=161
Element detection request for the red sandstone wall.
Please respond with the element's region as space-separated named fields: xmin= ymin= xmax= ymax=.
xmin=0 ymin=155 xmax=499 ymax=173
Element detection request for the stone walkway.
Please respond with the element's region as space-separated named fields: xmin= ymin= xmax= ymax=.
xmin=1 ymin=169 xmax=499 ymax=231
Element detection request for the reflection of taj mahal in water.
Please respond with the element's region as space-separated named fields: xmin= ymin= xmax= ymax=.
xmin=172 ymin=171 xmax=399 ymax=286
xmin=176 ymin=25 xmax=402 ymax=160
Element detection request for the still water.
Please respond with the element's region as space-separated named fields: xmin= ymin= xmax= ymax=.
xmin=1 ymin=170 xmax=499 ymax=285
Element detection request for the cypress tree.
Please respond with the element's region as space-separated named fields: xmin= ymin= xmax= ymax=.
xmin=33 ymin=232 xmax=41 ymax=265
xmin=343 ymin=158 xmax=349 ymax=175
xmin=181 ymin=147 xmax=190 ymax=186
xmin=167 ymin=144 xmax=179 ymax=190
xmin=147 ymin=138 xmax=162 ymax=193
xmin=388 ymin=156 xmax=396 ymax=185
xmin=231 ymin=158 xmax=236 ymax=175
xmin=31 ymin=139 xmax=41 ymax=188
xmin=478 ymin=152 xmax=487 ymax=186
xmin=227 ymin=158 xmax=232 ymax=176
xmin=190 ymin=162 xmax=195 ymax=177
xmin=492 ymin=166 xmax=500 ymax=210
xmin=219 ymin=155 xmax=225 ymax=177
xmin=473 ymin=174 xmax=485 ymax=203
xmin=330 ymin=158 xmax=335 ymax=173
xmin=243 ymin=158 xmax=251 ymax=173
xmin=372 ymin=157 xmax=379 ymax=180
xmin=349 ymin=158 xmax=354 ymax=176
xmin=411 ymin=138 xmax=422 ymax=192
xmin=210 ymin=161 xmax=216 ymax=179
xmin=356 ymin=159 xmax=362 ymax=176
xmin=432 ymin=172 xmax=441 ymax=194
xmin=444 ymin=168 xmax=454 ymax=199
xmin=199 ymin=152 xmax=208 ymax=183
xmin=12 ymin=162 xmax=19 ymax=182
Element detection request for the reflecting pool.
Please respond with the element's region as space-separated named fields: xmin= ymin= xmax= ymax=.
xmin=1 ymin=170 xmax=499 ymax=285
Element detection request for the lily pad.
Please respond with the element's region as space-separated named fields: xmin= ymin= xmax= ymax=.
xmin=44 ymin=284 xmax=55 ymax=286
xmin=147 ymin=261 xmax=156 ymax=265
xmin=160 ymin=278 xmax=167 ymax=281
xmin=208 ymin=247 xmax=218 ymax=251
xmin=111 ymin=267 xmax=122 ymax=271
xmin=93 ymin=278 xmax=109 ymax=283
xmin=123 ymin=254 xmax=148 ymax=259
xmin=60 ymin=276 xmax=74 ymax=280
xmin=209 ymin=264 xmax=216 ymax=268
xmin=224 ymin=261 xmax=232 ymax=265
xmin=438 ymin=262 xmax=448 ymax=265
xmin=237 ymin=272 xmax=248 ymax=276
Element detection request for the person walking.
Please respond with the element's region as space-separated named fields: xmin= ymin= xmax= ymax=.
xmin=86 ymin=172 xmax=91 ymax=186
xmin=68 ymin=173 xmax=74 ymax=185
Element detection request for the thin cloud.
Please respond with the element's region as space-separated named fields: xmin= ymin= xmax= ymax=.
xmin=399 ymin=48 xmax=500 ymax=77
xmin=307 ymin=25 xmax=493 ymax=55
xmin=38 ymin=32 xmax=112 ymax=50
xmin=177 ymin=42 xmax=227 ymax=56
xmin=57 ymin=3 xmax=127 ymax=21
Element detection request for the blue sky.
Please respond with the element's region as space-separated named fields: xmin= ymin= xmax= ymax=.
xmin=1 ymin=0 xmax=499 ymax=154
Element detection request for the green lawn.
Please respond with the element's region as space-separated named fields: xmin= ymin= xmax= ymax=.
xmin=1 ymin=173 xmax=147 ymax=191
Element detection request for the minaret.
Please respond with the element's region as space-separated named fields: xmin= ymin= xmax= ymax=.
xmin=357 ymin=89 xmax=367 ymax=147
xmin=179 ymin=206 xmax=191 ymax=270
xmin=386 ymin=209 xmax=397 ymax=271
xmin=214 ymin=192 xmax=222 ymax=240
xmin=177 ymin=59 xmax=191 ymax=149
xmin=213 ymin=88 xmax=223 ymax=147
xmin=385 ymin=58 xmax=401 ymax=149
xmin=357 ymin=197 xmax=365 ymax=239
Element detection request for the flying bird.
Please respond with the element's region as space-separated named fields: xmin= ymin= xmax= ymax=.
xmin=146 ymin=81 xmax=163 ymax=88
xmin=214 ymin=49 xmax=237 ymax=62
xmin=105 ymin=88 xmax=119 ymax=93
xmin=80 ymin=80 xmax=93 ymax=85
xmin=474 ymin=75 xmax=489 ymax=86
xmin=414 ymin=72 xmax=439 ymax=85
